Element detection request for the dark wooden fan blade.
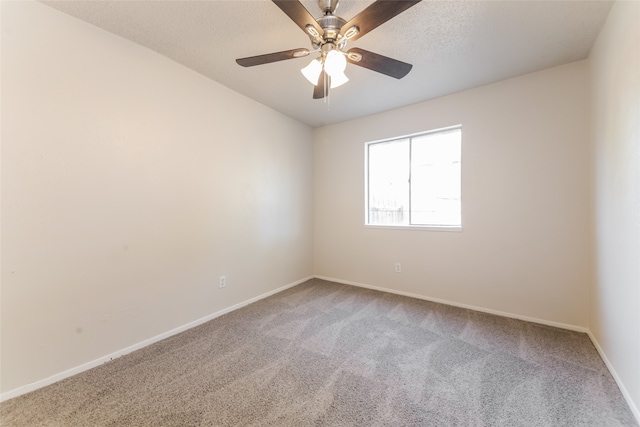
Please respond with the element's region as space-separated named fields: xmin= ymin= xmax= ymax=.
xmin=340 ymin=0 xmax=421 ymax=42
xmin=346 ymin=48 xmax=413 ymax=79
xmin=313 ymin=70 xmax=328 ymax=99
xmin=236 ymin=48 xmax=309 ymax=67
xmin=272 ymin=0 xmax=324 ymax=39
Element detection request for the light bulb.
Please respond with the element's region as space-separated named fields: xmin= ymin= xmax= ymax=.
xmin=324 ymin=50 xmax=347 ymax=77
xmin=301 ymin=58 xmax=322 ymax=86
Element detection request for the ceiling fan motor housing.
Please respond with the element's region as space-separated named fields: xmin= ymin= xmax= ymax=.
xmin=317 ymin=15 xmax=346 ymax=41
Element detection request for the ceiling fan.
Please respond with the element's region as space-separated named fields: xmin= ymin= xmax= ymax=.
xmin=236 ymin=0 xmax=422 ymax=99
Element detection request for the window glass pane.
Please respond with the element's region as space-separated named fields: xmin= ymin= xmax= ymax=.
xmin=410 ymin=129 xmax=461 ymax=226
xmin=367 ymin=139 xmax=410 ymax=225
xmin=365 ymin=127 xmax=461 ymax=228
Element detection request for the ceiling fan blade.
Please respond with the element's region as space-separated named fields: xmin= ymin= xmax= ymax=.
xmin=236 ymin=48 xmax=310 ymax=67
xmin=272 ymin=0 xmax=324 ymax=39
xmin=346 ymin=48 xmax=412 ymax=79
xmin=339 ymin=0 xmax=421 ymax=42
xmin=313 ymin=70 xmax=328 ymax=99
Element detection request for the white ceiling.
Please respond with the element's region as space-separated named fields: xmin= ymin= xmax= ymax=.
xmin=42 ymin=0 xmax=613 ymax=128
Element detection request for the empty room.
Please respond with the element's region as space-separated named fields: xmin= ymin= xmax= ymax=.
xmin=1 ymin=0 xmax=638 ymax=425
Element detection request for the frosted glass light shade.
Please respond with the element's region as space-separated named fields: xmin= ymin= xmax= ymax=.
xmin=324 ymin=50 xmax=347 ymax=77
xmin=329 ymin=71 xmax=349 ymax=88
xmin=301 ymin=59 xmax=322 ymax=86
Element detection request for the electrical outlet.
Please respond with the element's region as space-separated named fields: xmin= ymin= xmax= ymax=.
xmin=219 ymin=275 xmax=226 ymax=288
xmin=395 ymin=263 xmax=402 ymax=273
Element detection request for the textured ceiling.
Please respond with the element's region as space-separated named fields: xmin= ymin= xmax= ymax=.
xmin=42 ymin=0 xmax=613 ymax=128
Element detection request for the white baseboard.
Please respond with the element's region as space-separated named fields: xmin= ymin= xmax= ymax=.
xmin=314 ymin=275 xmax=588 ymax=332
xmin=586 ymin=330 xmax=640 ymax=424
xmin=0 ymin=276 xmax=313 ymax=403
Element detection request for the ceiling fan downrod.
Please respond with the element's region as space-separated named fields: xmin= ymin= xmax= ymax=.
xmin=318 ymin=0 xmax=339 ymax=15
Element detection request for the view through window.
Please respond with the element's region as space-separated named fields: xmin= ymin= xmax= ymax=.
xmin=365 ymin=126 xmax=462 ymax=228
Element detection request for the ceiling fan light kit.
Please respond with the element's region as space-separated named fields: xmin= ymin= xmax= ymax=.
xmin=236 ymin=0 xmax=421 ymax=100
xmin=302 ymin=44 xmax=349 ymax=89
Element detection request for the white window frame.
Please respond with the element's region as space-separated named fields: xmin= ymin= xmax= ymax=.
xmin=364 ymin=125 xmax=462 ymax=231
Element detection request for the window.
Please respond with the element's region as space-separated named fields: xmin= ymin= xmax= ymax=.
xmin=365 ymin=126 xmax=461 ymax=229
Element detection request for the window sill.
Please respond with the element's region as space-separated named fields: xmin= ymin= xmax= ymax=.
xmin=364 ymin=224 xmax=463 ymax=232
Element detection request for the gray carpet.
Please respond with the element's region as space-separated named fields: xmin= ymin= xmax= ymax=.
xmin=1 ymin=279 xmax=637 ymax=426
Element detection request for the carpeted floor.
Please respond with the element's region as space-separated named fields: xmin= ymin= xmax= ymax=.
xmin=1 ymin=278 xmax=637 ymax=426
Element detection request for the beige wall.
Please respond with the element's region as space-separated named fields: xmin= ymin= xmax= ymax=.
xmin=1 ymin=1 xmax=313 ymax=394
xmin=314 ymin=61 xmax=591 ymax=328
xmin=589 ymin=0 xmax=640 ymax=418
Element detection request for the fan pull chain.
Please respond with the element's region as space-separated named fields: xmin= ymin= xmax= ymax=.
xmin=325 ymin=72 xmax=331 ymax=111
